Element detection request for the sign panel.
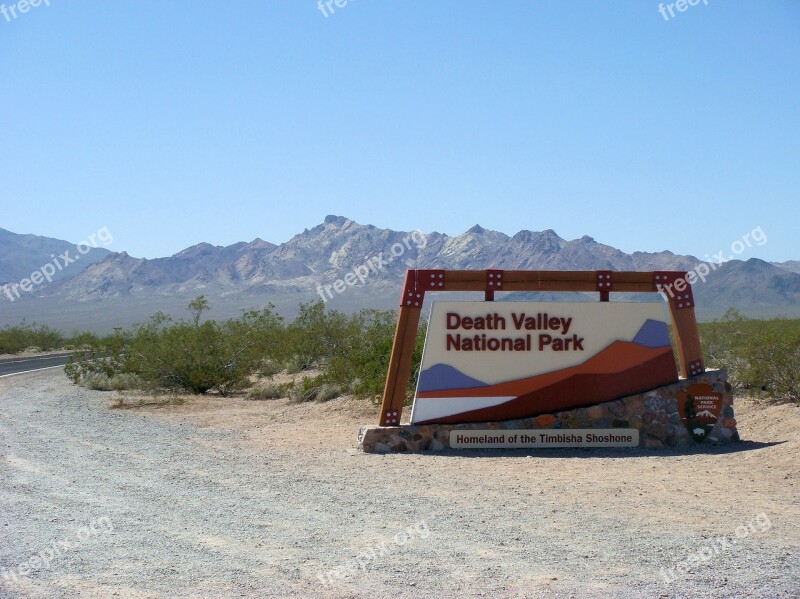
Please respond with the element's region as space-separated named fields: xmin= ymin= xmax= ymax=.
xmin=450 ymin=429 xmax=640 ymax=449
xmin=410 ymin=301 xmax=678 ymax=424
xmin=677 ymin=383 xmax=724 ymax=443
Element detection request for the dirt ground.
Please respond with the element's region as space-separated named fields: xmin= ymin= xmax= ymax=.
xmin=141 ymin=390 xmax=800 ymax=595
xmin=2 ymin=370 xmax=798 ymax=598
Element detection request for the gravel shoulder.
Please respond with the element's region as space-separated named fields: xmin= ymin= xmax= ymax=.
xmin=1 ymin=369 xmax=798 ymax=598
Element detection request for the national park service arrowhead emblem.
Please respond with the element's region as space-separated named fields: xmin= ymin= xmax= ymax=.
xmin=677 ymin=383 xmax=724 ymax=443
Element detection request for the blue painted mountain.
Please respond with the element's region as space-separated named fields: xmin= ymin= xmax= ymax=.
xmin=632 ymin=319 xmax=671 ymax=348
xmin=417 ymin=363 xmax=488 ymax=393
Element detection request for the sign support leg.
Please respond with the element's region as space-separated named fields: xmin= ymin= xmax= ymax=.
xmin=378 ymin=305 xmax=421 ymax=425
xmin=668 ymin=300 xmax=705 ymax=378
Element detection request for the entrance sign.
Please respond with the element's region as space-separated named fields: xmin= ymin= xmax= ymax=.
xmin=450 ymin=428 xmax=640 ymax=449
xmin=410 ymin=301 xmax=677 ymax=424
xmin=378 ymin=270 xmax=707 ymax=442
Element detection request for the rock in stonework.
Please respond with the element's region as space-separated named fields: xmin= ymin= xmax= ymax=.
xmin=535 ymin=414 xmax=556 ymax=427
xmin=671 ymin=435 xmax=691 ymax=448
xmin=647 ymin=423 xmax=667 ymax=440
xmin=626 ymin=397 xmax=645 ymax=415
xmin=644 ymin=395 xmax=665 ymax=412
xmin=716 ymin=426 xmax=733 ymax=440
xmin=586 ymin=405 xmax=604 ymax=421
xmin=570 ymin=408 xmax=589 ymax=427
xmin=608 ymin=400 xmax=626 ymax=417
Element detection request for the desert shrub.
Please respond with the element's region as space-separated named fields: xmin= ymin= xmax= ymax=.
xmin=82 ymin=373 xmax=116 ymax=391
xmin=0 ymin=322 xmax=64 ymax=354
xmin=108 ymin=372 xmax=145 ymax=391
xmin=61 ymin=297 xmax=430 ymax=404
xmin=739 ymin=319 xmax=800 ymax=403
xmin=80 ymin=372 xmax=143 ymax=391
xmin=280 ymin=301 xmax=355 ymax=370
xmin=700 ymin=310 xmax=800 ymax=403
xmin=315 ymin=383 xmax=343 ymax=403
xmin=258 ymin=359 xmax=283 ymax=378
xmin=66 ymin=296 xmax=285 ymax=396
xmin=246 ymin=383 xmax=290 ymax=401
xmin=700 ymin=309 xmax=752 ymax=390
xmin=283 ymin=355 xmax=305 ymax=375
xmin=61 ymin=331 xmax=100 ymax=350
xmin=65 ymin=331 xmax=127 ymax=384
xmin=317 ymin=308 xmax=426 ymax=403
xmin=286 ymin=374 xmax=325 ymax=403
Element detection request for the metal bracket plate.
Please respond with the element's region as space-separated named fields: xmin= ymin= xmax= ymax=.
xmin=654 ymin=271 xmax=694 ymax=309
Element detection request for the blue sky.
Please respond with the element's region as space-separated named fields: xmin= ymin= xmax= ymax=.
xmin=1 ymin=1 xmax=798 ymax=261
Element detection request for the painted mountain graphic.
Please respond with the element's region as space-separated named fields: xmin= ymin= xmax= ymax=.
xmin=417 ymin=364 xmax=488 ymax=393
xmin=413 ymin=319 xmax=679 ymax=424
xmin=632 ymin=319 xmax=671 ymax=348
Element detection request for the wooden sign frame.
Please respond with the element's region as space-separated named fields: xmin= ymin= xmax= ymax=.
xmin=378 ymin=270 xmax=703 ymax=426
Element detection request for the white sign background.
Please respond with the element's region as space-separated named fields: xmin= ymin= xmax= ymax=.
xmin=416 ymin=301 xmax=671 ymax=386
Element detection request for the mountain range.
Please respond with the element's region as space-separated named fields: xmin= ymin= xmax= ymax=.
xmin=1 ymin=216 xmax=798 ymax=332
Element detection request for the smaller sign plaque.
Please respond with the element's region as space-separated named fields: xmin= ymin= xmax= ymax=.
xmin=677 ymin=383 xmax=724 ymax=443
xmin=449 ymin=429 xmax=639 ymax=449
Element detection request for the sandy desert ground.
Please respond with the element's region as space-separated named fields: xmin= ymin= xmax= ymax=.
xmin=1 ymin=369 xmax=798 ymax=598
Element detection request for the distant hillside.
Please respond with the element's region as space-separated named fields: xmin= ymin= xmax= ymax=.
xmin=774 ymin=260 xmax=800 ymax=275
xmin=0 ymin=216 xmax=797 ymax=332
xmin=696 ymin=258 xmax=800 ymax=317
xmin=0 ymin=227 xmax=113 ymax=287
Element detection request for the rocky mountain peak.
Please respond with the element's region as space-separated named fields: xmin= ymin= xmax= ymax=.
xmin=323 ymin=215 xmax=350 ymax=226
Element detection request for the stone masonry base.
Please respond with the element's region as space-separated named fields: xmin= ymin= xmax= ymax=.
xmin=358 ymin=370 xmax=738 ymax=453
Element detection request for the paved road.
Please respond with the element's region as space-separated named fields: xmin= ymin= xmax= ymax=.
xmin=0 ymin=353 xmax=73 ymax=378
